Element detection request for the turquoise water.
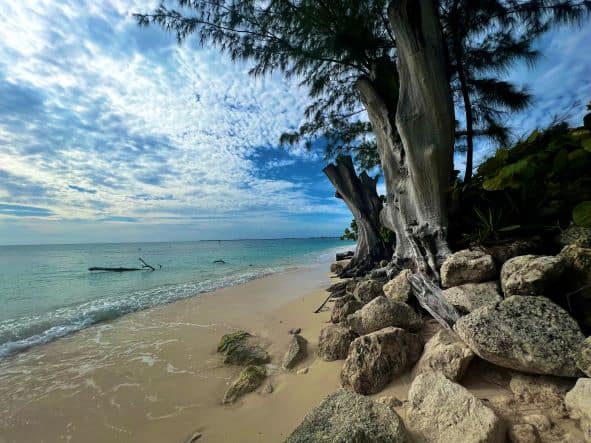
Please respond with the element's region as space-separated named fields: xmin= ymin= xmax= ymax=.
xmin=0 ymin=238 xmax=353 ymax=358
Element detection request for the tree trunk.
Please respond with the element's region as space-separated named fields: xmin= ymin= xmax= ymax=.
xmin=356 ymin=0 xmax=455 ymax=280
xmin=323 ymin=156 xmax=390 ymax=276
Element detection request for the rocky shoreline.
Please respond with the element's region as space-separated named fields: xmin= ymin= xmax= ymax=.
xmin=215 ymin=229 xmax=591 ymax=442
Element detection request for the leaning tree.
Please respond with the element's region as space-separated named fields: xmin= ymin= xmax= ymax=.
xmin=136 ymin=0 xmax=591 ymax=278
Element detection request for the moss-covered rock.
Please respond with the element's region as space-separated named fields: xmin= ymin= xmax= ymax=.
xmin=222 ymin=365 xmax=266 ymax=404
xmin=217 ymin=331 xmax=270 ymax=366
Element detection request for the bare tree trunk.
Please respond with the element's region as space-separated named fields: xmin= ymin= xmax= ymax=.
xmin=356 ymin=0 xmax=454 ymax=280
xmin=323 ymin=156 xmax=390 ymax=276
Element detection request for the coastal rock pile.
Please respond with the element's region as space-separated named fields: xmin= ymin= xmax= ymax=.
xmin=441 ymin=281 xmax=502 ymax=313
xmin=440 ymin=249 xmax=497 ymax=287
xmin=318 ymin=324 xmax=357 ymax=361
xmin=340 ymin=327 xmax=422 ymax=394
xmin=352 ymin=279 xmax=385 ymax=304
xmin=500 ymin=254 xmax=565 ymax=297
xmin=565 ymin=378 xmax=591 ymax=440
xmin=382 ymin=269 xmax=412 ymax=302
xmin=509 ymin=373 xmax=572 ymax=418
xmin=286 ymin=388 xmax=407 ymax=443
xmin=578 ymin=337 xmax=591 ymax=377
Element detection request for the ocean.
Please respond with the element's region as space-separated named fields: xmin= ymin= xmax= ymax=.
xmin=0 ymin=238 xmax=353 ymax=358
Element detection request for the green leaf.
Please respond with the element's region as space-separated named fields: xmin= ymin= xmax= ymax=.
xmin=498 ymin=225 xmax=521 ymax=232
xmin=573 ymin=201 xmax=591 ymax=228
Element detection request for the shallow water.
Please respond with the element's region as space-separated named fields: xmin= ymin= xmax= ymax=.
xmin=0 ymin=238 xmax=352 ymax=357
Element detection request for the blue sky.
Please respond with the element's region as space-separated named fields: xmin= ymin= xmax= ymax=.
xmin=0 ymin=1 xmax=590 ymax=245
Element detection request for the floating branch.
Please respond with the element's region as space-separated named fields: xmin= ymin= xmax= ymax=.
xmin=88 ymin=257 xmax=160 ymax=272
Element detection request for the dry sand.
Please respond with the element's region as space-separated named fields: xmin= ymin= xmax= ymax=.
xmin=0 ymin=262 xmax=585 ymax=442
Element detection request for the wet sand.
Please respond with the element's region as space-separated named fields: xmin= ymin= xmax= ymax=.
xmin=1 ymin=262 xmax=584 ymax=442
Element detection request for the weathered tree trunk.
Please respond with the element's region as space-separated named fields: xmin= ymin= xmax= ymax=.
xmin=356 ymin=0 xmax=455 ymax=280
xmin=323 ymin=156 xmax=390 ymax=276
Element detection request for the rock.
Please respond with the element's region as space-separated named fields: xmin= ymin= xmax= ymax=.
xmin=282 ymin=334 xmax=307 ymax=369
xmin=318 ymin=324 xmax=357 ymax=361
xmin=352 ymin=279 xmax=385 ymax=304
xmin=454 ymin=296 xmax=585 ymax=376
xmin=286 ymin=388 xmax=407 ymax=443
xmin=578 ymin=337 xmax=591 ymax=377
xmin=509 ymin=374 xmax=572 ymax=418
xmin=522 ymin=415 xmax=551 ymax=433
xmin=262 ymin=382 xmax=274 ymax=394
xmin=370 ymin=267 xmax=388 ymax=279
xmin=413 ymin=329 xmax=475 ymax=382
xmin=565 ymin=378 xmax=591 ymax=442
xmin=346 ymin=296 xmax=422 ymax=335
xmin=406 ymin=372 xmax=505 ymax=443
xmin=559 ymin=245 xmax=591 ymax=329
xmin=331 ymin=295 xmax=361 ymax=324
xmin=222 ymin=365 xmax=266 ymax=404
xmin=297 ymin=367 xmax=308 ymax=375
xmin=509 ymin=424 xmax=539 ymax=443
xmin=217 ymin=331 xmax=271 ymax=366
xmin=327 ymin=280 xmax=348 ymax=295
xmin=289 ymin=327 xmax=301 ymax=335
xmin=330 ymin=259 xmax=350 ymax=274
xmin=336 ymin=251 xmax=354 ymax=261
xmin=441 ymin=249 xmax=497 ymax=287
xmin=377 ymin=395 xmax=403 ymax=409
xmin=379 ymin=259 xmax=389 ymax=268
xmin=340 ymin=327 xmax=423 ymax=395
xmin=485 ymin=239 xmax=540 ymax=265
xmin=558 ymin=225 xmax=591 ymax=248
xmin=186 ymin=431 xmax=203 ymax=443
xmin=382 ymin=269 xmax=413 ymax=303
xmin=442 ymin=281 xmax=502 ymax=313
xmin=500 ymin=255 xmax=565 ymax=297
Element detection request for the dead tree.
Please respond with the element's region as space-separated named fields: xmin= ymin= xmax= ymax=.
xmin=323 ymin=156 xmax=390 ymax=276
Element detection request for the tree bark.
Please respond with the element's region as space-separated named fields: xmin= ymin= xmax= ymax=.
xmin=356 ymin=0 xmax=455 ymax=280
xmin=323 ymin=156 xmax=390 ymax=276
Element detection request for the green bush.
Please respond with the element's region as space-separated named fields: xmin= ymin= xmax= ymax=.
xmin=450 ymin=121 xmax=591 ymax=246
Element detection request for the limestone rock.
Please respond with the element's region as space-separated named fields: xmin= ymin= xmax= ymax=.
xmin=500 ymin=255 xmax=565 ymax=297
xmin=522 ymin=415 xmax=551 ymax=433
xmin=485 ymin=239 xmax=540 ymax=265
xmin=297 ymin=367 xmax=308 ymax=375
xmin=442 ymin=281 xmax=502 ymax=313
xmin=509 ymin=424 xmax=539 ymax=443
xmin=377 ymin=395 xmax=403 ymax=409
xmin=454 ymin=296 xmax=584 ymax=377
xmin=413 ymin=329 xmax=475 ymax=381
xmin=565 ymin=378 xmax=591 ymax=442
xmin=286 ymin=388 xmax=406 ymax=443
xmin=382 ymin=269 xmax=413 ymax=302
xmin=222 ymin=365 xmax=266 ymax=404
xmin=331 ymin=295 xmax=361 ymax=324
xmin=282 ymin=334 xmax=307 ymax=369
xmin=318 ymin=324 xmax=357 ymax=361
xmin=217 ymin=331 xmax=271 ymax=366
xmin=340 ymin=326 xmax=422 ymax=395
xmin=510 ymin=373 xmax=572 ymax=418
xmin=558 ymin=225 xmax=591 ymax=248
xmin=578 ymin=337 xmax=591 ymax=377
xmin=346 ymin=296 xmax=422 ymax=335
xmin=441 ymin=249 xmax=497 ymax=287
xmin=559 ymin=244 xmax=591 ymax=329
xmin=406 ymin=372 xmax=505 ymax=443
xmin=330 ymin=259 xmax=350 ymax=274
xmin=352 ymin=279 xmax=385 ymax=304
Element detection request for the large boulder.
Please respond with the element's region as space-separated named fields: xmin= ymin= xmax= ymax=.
xmin=578 ymin=337 xmax=591 ymax=377
xmin=441 ymin=249 xmax=497 ymax=288
xmin=500 ymin=255 xmax=565 ymax=297
xmin=565 ymin=378 xmax=591 ymax=442
xmin=346 ymin=296 xmax=422 ymax=335
xmin=331 ymin=295 xmax=362 ymax=324
xmin=509 ymin=373 xmax=572 ymax=418
xmin=340 ymin=327 xmax=422 ymax=395
xmin=442 ymin=281 xmax=502 ymax=313
xmin=217 ymin=331 xmax=271 ymax=366
xmin=382 ymin=269 xmax=413 ymax=303
xmin=222 ymin=365 xmax=266 ymax=404
xmin=286 ymin=388 xmax=406 ymax=443
xmin=330 ymin=259 xmax=350 ymax=275
xmin=406 ymin=372 xmax=505 ymax=443
xmin=282 ymin=334 xmax=307 ymax=369
xmin=352 ymin=279 xmax=385 ymax=304
xmin=454 ymin=296 xmax=585 ymax=377
xmin=413 ymin=329 xmax=475 ymax=382
xmin=318 ymin=324 xmax=357 ymax=361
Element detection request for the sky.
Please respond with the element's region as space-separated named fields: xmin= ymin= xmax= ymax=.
xmin=0 ymin=1 xmax=590 ymax=245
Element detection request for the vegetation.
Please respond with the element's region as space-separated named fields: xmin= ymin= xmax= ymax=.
xmin=450 ymin=115 xmax=591 ymax=246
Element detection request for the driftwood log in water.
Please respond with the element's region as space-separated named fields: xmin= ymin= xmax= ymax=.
xmin=88 ymin=257 xmax=159 ymax=272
